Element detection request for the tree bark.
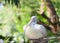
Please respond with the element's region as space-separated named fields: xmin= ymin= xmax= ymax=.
xmin=39 ymin=0 xmax=60 ymax=33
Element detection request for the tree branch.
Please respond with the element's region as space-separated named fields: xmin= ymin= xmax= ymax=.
xmin=39 ymin=0 xmax=60 ymax=33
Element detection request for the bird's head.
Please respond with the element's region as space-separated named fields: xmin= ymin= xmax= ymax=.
xmin=28 ymin=16 xmax=39 ymax=25
xmin=31 ymin=16 xmax=38 ymax=23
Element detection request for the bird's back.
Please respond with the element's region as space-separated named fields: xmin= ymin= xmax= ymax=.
xmin=34 ymin=24 xmax=47 ymax=36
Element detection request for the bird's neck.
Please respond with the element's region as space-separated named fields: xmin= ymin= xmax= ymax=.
xmin=27 ymin=19 xmax=37 ymax=26
xmin=28 ymin=22 xmax=36 ymax=26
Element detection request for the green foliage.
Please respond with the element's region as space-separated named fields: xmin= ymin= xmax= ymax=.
xmin=0 ymin=0 xmax=60 ymax=43
xmin=52 ymin=0 xmax=60 ymax=17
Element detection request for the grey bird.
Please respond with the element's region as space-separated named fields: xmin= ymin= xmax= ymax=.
xmin=23 ymin=16 xmax=48 ymax=43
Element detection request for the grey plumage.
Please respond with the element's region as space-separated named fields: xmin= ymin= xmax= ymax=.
xmin=23 ymin=16 xmax=48 ymax=43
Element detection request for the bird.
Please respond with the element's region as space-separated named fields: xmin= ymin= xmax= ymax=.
xmin=23 ymin=16 xmax=48 ymax=43
xmin=0 ymin=39 xmax=4 ymax=43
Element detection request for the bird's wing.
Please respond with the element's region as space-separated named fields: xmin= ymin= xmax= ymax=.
xmin=34 ymin=24 xmax=47 ymax=37
xmin=39 ymin=25 xmax=47 ymax=36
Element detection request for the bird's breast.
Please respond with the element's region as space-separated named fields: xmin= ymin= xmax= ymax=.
xmin=25 ymin=26 xmax=43 ymax=39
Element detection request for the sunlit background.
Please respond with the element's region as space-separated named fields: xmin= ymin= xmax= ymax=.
xmin=0 ymin=0 xmax=60 ymax=43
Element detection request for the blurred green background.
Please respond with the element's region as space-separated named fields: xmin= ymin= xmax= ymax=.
xmin=0 ymin=0 xmax=60 ymax=43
